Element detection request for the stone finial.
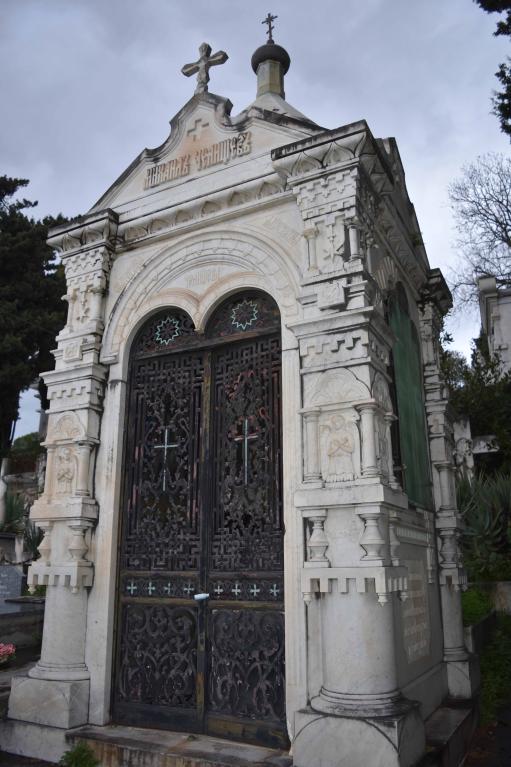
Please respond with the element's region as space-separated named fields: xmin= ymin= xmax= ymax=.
xmin=181 ymin=42 xmax=228 ymax=95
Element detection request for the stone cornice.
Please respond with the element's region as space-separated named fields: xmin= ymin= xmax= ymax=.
xmin=419 ymin=268 xmax=453 ymax=316
xmin=114 ymin=174 xmax=289 ymax=251
xmin=272 ymin=126 xmax=431 ymax=294
xmin=47 ymin=209 xmax=119 ymax=256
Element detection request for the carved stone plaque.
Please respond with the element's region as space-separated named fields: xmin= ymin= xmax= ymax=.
xmin=402 ymin=559 xmax=430 ymax=663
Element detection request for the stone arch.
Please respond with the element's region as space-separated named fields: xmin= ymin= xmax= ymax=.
xmin=305 ymin=368 xmax=370 ymax=407
xmin=101 ymin=228 xmax=300 ymax=372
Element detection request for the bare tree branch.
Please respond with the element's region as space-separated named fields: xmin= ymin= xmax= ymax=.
xmin=448 ymin=153 xmax=511 ymax=310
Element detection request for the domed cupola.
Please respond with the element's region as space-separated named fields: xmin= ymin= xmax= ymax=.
xmin=251 ymin=13 xmax=291 ymax=99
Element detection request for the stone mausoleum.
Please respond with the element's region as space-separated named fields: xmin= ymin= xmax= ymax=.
xmin=2 ymin=23 xmax=479 ymax=767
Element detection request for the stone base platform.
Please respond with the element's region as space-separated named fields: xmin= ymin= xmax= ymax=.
xmin=66 ymin=725 xmax=293 ymax=767
xmin=419 ymin=702 xmax=478 ymax=766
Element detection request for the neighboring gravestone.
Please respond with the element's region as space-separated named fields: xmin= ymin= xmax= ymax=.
xmin=0 ymin=565 xmax=24 ymax=600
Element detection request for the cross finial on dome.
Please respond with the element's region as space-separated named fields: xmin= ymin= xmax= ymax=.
xmin=262 ymin=12 xmax=278 ymax=43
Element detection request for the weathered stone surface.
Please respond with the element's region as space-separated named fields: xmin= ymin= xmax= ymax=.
xmin=0 ymin=719 xmax=68 ymax=763
xmin=8 ymin=676 xmax=89 ymax=728
xmin=67 ymin=725 xmax=292 ymax=767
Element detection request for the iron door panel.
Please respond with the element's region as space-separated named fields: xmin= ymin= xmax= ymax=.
xmin=113 ymin=347 xmax=205 ymax=730
xmin=205 ymin=334 xmax=286 ymax=747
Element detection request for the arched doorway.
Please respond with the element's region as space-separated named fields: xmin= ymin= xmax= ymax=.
xmin=112 ymin=291 xmax=287 ymax=748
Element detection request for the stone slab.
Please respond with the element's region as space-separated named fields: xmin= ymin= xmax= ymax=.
xmin=294 ymin=707 xmax=425 ymax=767
xmin=8 ymin=676 xmax=89 ymax=729
xmin=0 ymin=719 xmax=68 ymax=763
xmin=421 ymin=704 xmax=477 ymax=767
xmin=67 ymin=725 xmax=292 ymax=767
xmin=446 ymin=655 xmax=480 ymax=700
xmin=0 ymin=604 xmax=44 ymax=648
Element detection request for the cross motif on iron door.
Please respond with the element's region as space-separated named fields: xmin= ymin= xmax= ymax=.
xmin=232 ymin=416 xmax=259 ymax=485
xmin=114 ymin=296 xmax=286 ymax=750
xmin=154 ymin=427 xmax=180 ymax=491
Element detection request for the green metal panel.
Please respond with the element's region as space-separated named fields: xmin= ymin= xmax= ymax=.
xmin=388 ymin=286 xmax=433 ymax=509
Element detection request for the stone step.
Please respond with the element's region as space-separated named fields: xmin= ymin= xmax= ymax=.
xmin=420 ymin=703 xmax=478 ymax=767
xmin=67 ymin=725 xmax=293 ymax=767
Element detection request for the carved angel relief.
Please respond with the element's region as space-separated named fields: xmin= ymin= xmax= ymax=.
xmin=55 ymin=447 xmax=76 ymax=496
xmin=320 ymin=413 xmax=356 ymax=483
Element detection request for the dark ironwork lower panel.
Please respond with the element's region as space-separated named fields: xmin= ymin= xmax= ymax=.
xmin=207 ymin=607 xmax=286 ymax=746
xmin=115 ymin=603 xmax=198 ymax=714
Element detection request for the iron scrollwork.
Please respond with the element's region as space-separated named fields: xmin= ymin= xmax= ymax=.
xmin=208 ymin=609 xmax=285 ymax=721
xmin=115 ymin=294 xmax=286 ymax=744
xmin=117 ymin=604 xmax=197 ymax=708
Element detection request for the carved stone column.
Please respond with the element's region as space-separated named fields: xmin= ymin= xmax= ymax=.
xmin=303 ymin=225 xmax=319 ymax=275
xmin=357 ymin=402 xmax=379 ymax=477
xmin=419 ymin=272 xmax=479 ymax=699
xmin=8 ymin=210 xmax=118 ymax=733
xmin=348 ymin=222 xmax=361 ymax=261
xmin=303 ymin=410 xmax=322 ymax=483
xmin=274 ymin=129 xmax=426 ymax=767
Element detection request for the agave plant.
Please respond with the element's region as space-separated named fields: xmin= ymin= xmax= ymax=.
xmin=457 ymin=472 xmax=511 ymax=580
xmin=0 ymin=493 xmax=26 ymax=533
xmin=23 ymin=520 xmax=43 ymax=562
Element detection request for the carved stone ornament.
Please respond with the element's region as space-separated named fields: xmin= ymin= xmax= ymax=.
xmin=304 ymin=512 xmax=330 ymax=567
xmin=320 ymin=413 xmax=356 ymax=483
xmin=304 ymin=368 xmax=369 ymax=408
xmin=372 ymin=372 xmax=393 ymax=412
xmin=55 ymin=447 xmax=76 ymax=496
xmin=47 ymin=412 xmax=84 ymax=444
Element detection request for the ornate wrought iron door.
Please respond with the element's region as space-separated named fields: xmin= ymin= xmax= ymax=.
xmin=113 ymin=294 xmax=286 ymax=748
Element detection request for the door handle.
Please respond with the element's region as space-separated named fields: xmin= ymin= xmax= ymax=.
xmin=193 ymin=592 xmax=210 ymax=601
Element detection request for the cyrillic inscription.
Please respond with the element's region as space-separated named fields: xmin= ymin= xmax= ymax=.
xmin=144 ymin=132 xmax=252 ymax=189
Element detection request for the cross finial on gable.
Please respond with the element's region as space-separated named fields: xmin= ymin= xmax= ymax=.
xmin=262 ymin=12 xmax=278 ymax=43
xmin=181 ymin=42 xmax=228 ymax=95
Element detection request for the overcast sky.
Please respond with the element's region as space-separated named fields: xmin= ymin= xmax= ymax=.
xmin=2 ymin=0 xmax=510 ymax=436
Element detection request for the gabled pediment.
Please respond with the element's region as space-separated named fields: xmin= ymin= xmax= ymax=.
xmin=91 ymin=92 xmax=319 ymax=214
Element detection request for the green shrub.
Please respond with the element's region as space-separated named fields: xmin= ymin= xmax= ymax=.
xmin=461 ymin=588 xmax=493 ymax=626
xmin=58 ymin=741 xmax=99 ymax=767
xmin=479 ymin=614 xmax=511 ymax=724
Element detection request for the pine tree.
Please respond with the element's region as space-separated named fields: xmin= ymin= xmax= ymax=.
xmin=0 ymin=176 xmax=67 ymax=458
xmin=476 ymin=0 xmax=511 ymax=137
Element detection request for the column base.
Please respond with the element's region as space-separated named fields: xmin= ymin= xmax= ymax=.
xmin=8 ymin=674 xmax=90 ymax=729
xmin=294 ymin=702 xmax=425 ymax=767
xmin=311 ymin=686 xmax=410 ymax=718
xmin=446 ymin=654 xmax=480 ymax=699
xmin=29 ymin=660 xmax=90 ymax=681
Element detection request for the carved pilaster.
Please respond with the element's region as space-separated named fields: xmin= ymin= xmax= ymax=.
xmin=357 ymin=402 xmax=379 ymax=477
xmin=25 ymin=210 xmax=118 ymax=707
xmin=302 ymin=410 xmax=322 ymax=483
xmin=419 ymin=271 xmax=477 ymax=698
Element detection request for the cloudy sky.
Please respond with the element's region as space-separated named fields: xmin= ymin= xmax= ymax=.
xmin=2 ymin=0 xmax=510 ymax=435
